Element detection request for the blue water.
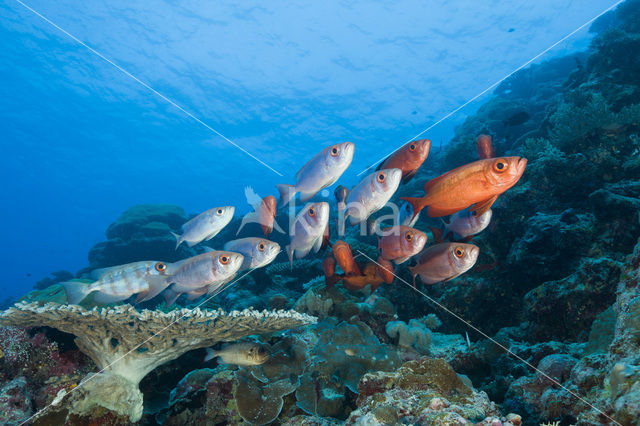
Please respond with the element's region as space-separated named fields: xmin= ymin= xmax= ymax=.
xmin=0 ymin=0 xmax=613 ymax=300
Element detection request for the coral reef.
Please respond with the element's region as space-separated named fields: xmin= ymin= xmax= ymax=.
xmin=347 ymin=358 xmax=518 ymax=425
xmin=0 ymin=302 xmax=316 ymax=422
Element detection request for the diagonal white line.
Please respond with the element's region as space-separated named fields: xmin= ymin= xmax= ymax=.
xmin=11 ymin=0 xmax=284 ymax=177
xmin=18 ymin=267 xmax=259 ymax=425
xmin=357 ymin=0 xmax=625 ymax=176
xmin=357 ymin=250 xmax=621 ymax=426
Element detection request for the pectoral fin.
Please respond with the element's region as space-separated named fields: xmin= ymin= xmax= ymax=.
xmin=471 ymin=195 xmax=498 ymax=217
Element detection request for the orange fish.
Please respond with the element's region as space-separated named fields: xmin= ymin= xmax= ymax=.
xmin=343 ymin=263 xmax=385 ymax=292
xmin=259 ymin=195 xmax=278 ymax=238
xmin=322 ymin=254 xmax=339 ymax=288
xmin=476 ymin=135 xmax=495 ymax=159
xmin=377 ymin=226 xmax=427 ymax=264
xmin=401 ymin=157 xmax=527 ymax=218
xmin=332 ymin=240 xmax=361 ymax=276
xmin=375 ymin=256 xmax=395 ymax=284
xmin=377 ymin=139 xmax=431 ymax=183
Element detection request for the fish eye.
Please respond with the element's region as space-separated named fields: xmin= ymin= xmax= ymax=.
xmin=454 ymin=247 xmax=465 ymax=258
xmin=258 ymin=347 xmax=266 ymax=354
xmin=330 ymin=146 xmax=340 ymax=157
xmin=216 ymin=208 xmax=224 ymax=215
xmin=258 ymin=243 xmax=265 ymax=252
xmin=409 ymin=143 xmax=416 ymax=152
xmin=405 ymin=232 xmax=413 ymax=242
xmin=155 ymin=262 xmax=167 ymax=272
xmin=493 ymin=159 xmax=508 ymax=173
xmin=376 ymin=172 xmax=386 ymax=183
xmin=471 ymin=211 xmax=478 ymax=217
xmin=308 ymin=207 xmax=316 ymax=217
xmin=220 ymin=255 xmax=230 ymax=265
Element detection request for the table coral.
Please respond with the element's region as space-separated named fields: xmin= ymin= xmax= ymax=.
xmin=0 ymin=302 xmax=316 ymax=422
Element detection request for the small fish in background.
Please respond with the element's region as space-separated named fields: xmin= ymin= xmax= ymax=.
xmin=340 ymin=168 xmax=402 ymax=235
xmin=410 ymin=243 xmax=479 ymax=286
xmin=377 ymin=226 xmax=427 ymax=264
xmin=397 ymin=200 xmax=420 ymax=227
xmin=204 ymin=342 xmax=270 ymax=365
xmin=287 ymin=202 xmax=329 ymax=266
xmin=476 ymin=134 xmax=496 ymax=159
xmin=401 ymin=157 xmax=527 ymax=219
xmin=62 ymin=260 xmax=171 ymax=305
xmin=172 ymin=206 xmax=235 ymax=248
xmin=376 ymin=139 xmax=431 ymax=183
xmin=334 ymin=185 xmax=349 ymax=211
xmin=237 ymin=187 xmax=283 ymax=237
xmin=163 ymin=251 xmax=244 ymax=306
xmin=432 ymin=209 xmax=493 ymax=242
xmin=223 ymin=237 xmax=280 ymax=270
xmin=277 ymin=142 xmax=354 ymax=207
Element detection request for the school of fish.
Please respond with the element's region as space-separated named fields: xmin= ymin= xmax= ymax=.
xmin=61 ymin=134 xmax=526 ymax=314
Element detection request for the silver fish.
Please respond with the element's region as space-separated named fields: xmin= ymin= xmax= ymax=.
xmin=204 ymin=342 xmax=270 ymax=365
xmin=62 ymin=260 xmax=171 ymax=305
xmin=223 ymin=237 xmax=280 ymax=270
xmin=167 ymin=251 xmax=244 ymax=294
xmin=172 ymin=206 xmax=235 ymax=248
xmin=277 ymin=142 xmax=354 ymax=206
xmin=286 ymin=202 xmax=329 ymax=265
xmin=410 ymin=243 xmax=479 ymax=285
xmin=444 ymin=209 xmax=492 ymax=238
xmin=341 ymin=168 xmax=402 ymax=232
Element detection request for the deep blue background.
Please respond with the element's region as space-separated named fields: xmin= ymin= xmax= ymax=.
xmin=0 ymin=0 xmax=614 ymax=299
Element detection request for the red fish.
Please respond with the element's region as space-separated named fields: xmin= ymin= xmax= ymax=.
xmin=259 ymin=195 xmax=278 ymax=238
xmin=401 ymin=157 xmax=527 ymax=218
xmin=377 ymin=139 xmax=431 ymax=183
xmin=377 ymin=226 xmax=427 ymax=264
xmin=476 ymin=135 xmax=495 ymax=159
xmin=332 ymin=240 xmax=361 ymax=276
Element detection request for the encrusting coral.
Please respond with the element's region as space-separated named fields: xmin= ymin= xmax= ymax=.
xmin=0 ymin=302 xmax=317 ymax=422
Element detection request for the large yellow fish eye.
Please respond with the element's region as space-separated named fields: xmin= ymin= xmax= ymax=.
xmin=493 ymin=159 xmax=508 ymax=173
xmin=308 ymin=207 xmax=316 ymax=217
xmin=155 ymin=262 xmax=167 ymax=272
xmin=220 ymin=255 xmax=230 ymax=265
xmin=376 ymin=172 xmax=386 ymax=183
xmin=409 ymin=143 xmax=416 ymax=152
xmin=216 ymin=208 xmax=224 ymax=215
xmin=258 ymin=242 xmax=266 ymax=252
xmin=330 ymin=146 xmax=340 ymax=157
xmin=405 ymin=232 xmax=413 ymax=242
xmin=454 ymin=247 xmax=465 ymax=258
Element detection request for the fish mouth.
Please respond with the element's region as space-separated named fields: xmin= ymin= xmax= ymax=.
xmin=516 ymin=157 xmax=528 ymax=176
xmin=341 ymin=142 xmax=355 ymax=160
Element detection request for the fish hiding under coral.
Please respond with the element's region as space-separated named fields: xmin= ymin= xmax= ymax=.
xmin=204 ymin=342 xmax=270 ymax=365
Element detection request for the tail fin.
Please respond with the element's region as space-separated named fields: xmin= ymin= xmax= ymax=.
xmin=62 ymin=281 xmax=92 ymax=305
xmin=204 ymin=348 xmax=218 ymax=362
xmin=429 ymin=227 xmax=444 ymax=244
xmin=171 ymin=232 xmax=183 ymax=250
xmin=399 ymin=197 xmax=426 ymax=222
xmin=277 ymin=184 xmax=296 ymax=207
xmin=286 ymin=244 xmax=294 ymax=269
